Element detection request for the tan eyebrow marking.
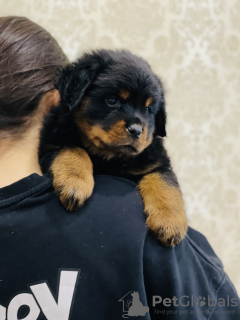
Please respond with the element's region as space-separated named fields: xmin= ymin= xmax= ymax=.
xmin=145 ymin=97 xmax=153 ymax=108
xmin=119 ymin=89 xmax=130 ymax=100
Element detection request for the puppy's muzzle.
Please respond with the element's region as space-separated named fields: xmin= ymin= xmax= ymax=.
xmin=127 ymin=124 xmax=142 ymax=139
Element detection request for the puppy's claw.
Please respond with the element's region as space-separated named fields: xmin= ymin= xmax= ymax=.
xmin=147 ymin=218 xmax=188 ymax=247
xmin=55 ymin=177 xmax=94 ymax=211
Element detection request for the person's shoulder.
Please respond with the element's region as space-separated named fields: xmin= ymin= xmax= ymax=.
xmin=144 ymin=226 xmax=225 ymax=278
xmin=143 ymin=226 xmax=230 ymax=310
xmin=185 ymin=227 xmax=224 ymax=272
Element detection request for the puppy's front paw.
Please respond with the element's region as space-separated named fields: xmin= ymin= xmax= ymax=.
xmin=138 ymin=172 xmax=187 ymax=247
xmin=54 ymin=173 xmax=94 ymax=211
xmin=50 ymin=148 xmax=94 ymax=211
xmin=145 ymin=207 xmax=187 ymax=247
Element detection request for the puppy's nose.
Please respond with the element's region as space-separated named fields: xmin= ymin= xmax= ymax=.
xmin=127 ymin=124 xmax=142 ymax=139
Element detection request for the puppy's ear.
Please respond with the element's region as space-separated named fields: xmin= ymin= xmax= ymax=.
xmin=154 ymin=79 xmax=167 ymax=137
xmin=56 ymin=52 xmax=104 ymax=112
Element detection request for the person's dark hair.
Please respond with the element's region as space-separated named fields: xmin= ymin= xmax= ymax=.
xmin=0 ymin=16 xmax=69 ymax=136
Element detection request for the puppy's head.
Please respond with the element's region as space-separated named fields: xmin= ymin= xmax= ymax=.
xmin=57 ymin=50 xmax=166 ymax=159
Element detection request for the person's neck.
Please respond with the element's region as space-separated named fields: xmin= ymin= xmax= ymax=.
xmin=0 ymin=125 xmax=42 ymax=188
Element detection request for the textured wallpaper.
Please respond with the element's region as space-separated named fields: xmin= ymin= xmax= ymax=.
xmin=1 ymin=0 xmax=240 ymax=293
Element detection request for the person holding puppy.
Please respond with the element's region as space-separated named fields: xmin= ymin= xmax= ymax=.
xmin=0 ymin=16 xmax=239 ymax=320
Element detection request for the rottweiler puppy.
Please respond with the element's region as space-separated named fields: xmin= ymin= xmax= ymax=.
xmin=39 ymin=49 xmax=187 ymax=247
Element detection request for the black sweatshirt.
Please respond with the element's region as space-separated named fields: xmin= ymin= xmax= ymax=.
xmin=0 ymin=174 xmax=239 ymax=320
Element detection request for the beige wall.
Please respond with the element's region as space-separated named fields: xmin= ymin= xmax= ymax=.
xmin=1 ymin=0 xmax=240 ymax=293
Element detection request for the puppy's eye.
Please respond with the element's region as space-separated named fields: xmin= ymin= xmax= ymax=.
xmin=105 ymin=96 xmax=119 ymax=106
xmin=145 ymin=106 xmax=152 ymax=113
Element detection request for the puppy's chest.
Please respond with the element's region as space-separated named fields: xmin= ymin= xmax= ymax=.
xmin=90 ymin=155 xmax=135 ymax=176
xmin=88 ymin=143 xmax=164 ymax=182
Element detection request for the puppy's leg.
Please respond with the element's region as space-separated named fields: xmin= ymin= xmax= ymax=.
xmin=138 ymin=172 xmax=187 ymax=247
xmin=50 ymin=148 xmax=94 ymax=211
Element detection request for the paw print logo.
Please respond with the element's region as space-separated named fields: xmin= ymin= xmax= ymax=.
xmin=196 ymin=296 xmax=206 ymax=307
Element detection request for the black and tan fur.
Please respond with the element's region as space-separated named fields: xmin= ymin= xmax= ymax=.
xmin=39 ymin=49 xmax=187 ymax=246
